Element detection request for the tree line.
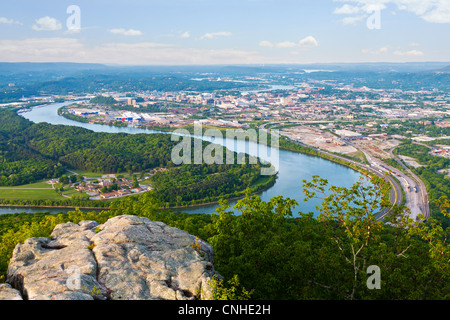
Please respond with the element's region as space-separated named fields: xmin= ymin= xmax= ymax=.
xmin=1 ymin=176 xmax=447 ymax=300
xmin=0 ymin=109 xmax=269 ymax=207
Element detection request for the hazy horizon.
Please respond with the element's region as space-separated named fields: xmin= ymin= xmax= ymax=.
xmin=0 ymin=1 xmax=449 ymax=65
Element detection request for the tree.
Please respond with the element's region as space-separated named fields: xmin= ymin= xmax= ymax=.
xmin=206 ymin=275 xmax=253 ymax=300
xmin=59 ymin=175 xmax=70 ymax=185
xmin=302 ymin=174 xmax=448 ymax=299
xmin=408 ymin=196 xmax=450 ymax=275
xmin=302 ymin=174 xmax=389 ymax=299
xmin=206 ymin=191 xmax=298 ymax=299
xmin=132 ymin=175 xmax=139 ymax=189
xmin=201 ymin=173 xmax=448 ymax=300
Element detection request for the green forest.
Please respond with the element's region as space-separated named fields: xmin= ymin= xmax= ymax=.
xmin=0 ymin=72 xmax=253 ymax=100
xmin=0 ymin=109 xmax=271 ymax=207
xmin=0 ymin=175 xmax=448 ymax=300
xmin=150 ymin=162 xmax=274 ymax=207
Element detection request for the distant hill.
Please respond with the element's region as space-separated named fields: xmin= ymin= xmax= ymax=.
xmin=436 ymin=65 xmax=450 ymax=73
xmin=263 ymin=62 xmax=450 ymax=73
xmin=2 ymin=61 xmax=450 ymax=75
xmin=0 ymin=61 xmax=448 ymax=100
xmin=90 ymin=95 xmax=118 ymax=105
xmin=0 ymin=62 xmax=109 ymax=75
xmin=0 ymin=62 xmax=112 ymax=89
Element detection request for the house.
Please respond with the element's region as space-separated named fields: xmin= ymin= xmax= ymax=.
xmin=117 ymin=189 xmax=132 ymax=196
xmin=100 ymin=192 xmax=120 ymax=199
xmin=99 ymin=179 xmax=114 ymax=187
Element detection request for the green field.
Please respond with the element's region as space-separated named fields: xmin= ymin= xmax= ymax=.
xmin=74 ymin=170 xmax=142 ymax=180
xmin=0 ymin=180 xmax=65 ymax=201
xmin=72 ymin=170 xmax=103 ymax=178
xmin=0 ymin=188 xmax=66 ymax=201
xmin=5 ymin=181 xmax=53 ymax=189
xmin=0 ymin=170 xmax=141 ymax=202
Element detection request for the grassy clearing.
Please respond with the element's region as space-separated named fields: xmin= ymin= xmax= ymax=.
xmin=0 ymin=188 xmax=65 ymax=201
xmin=70 ymin=170 xmax=103 ymax=178
xmin=0 ymin=180 xmax=63 ymax=201
xmin=348 ymin=150 xmax=367 ymax=163
xmin=2 ymin=181 xmax=53 ymax=189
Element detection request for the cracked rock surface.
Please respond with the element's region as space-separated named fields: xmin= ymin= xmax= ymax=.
xmin=4 ymin=215 xmax=218 ymax=300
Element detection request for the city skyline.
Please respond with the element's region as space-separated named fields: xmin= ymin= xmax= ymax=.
xmin=0 ymin=0 xmax=449 ymax=65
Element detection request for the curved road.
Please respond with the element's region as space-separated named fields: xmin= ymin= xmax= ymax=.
xmin=318 ymin=146 xmax=403 ymax=220
xmin=349 ymin=141 xmax=429 ymax=221
xmin=267 ymin=122 xmax=429 ymax=221
xmin=388 ymin=148 xmax=430 ymax=220
xmin=280 ymin=137 xmax=402 ymax=220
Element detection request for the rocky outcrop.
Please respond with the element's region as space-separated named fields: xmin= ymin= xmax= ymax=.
xmin=4 ymin=215 xmax=218 ymax=300
xmin=0 ymin=284 xmax=22 ymax=300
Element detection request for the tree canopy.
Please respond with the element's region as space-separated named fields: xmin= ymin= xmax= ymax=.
xmin=0 ymin=176 xmax=448 ymax=299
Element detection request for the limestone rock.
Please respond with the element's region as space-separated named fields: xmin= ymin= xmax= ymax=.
xmin=4 ymin=215 xmax=218 ymax=300
xmin=0 ymin=284 xmax=23 ymax=300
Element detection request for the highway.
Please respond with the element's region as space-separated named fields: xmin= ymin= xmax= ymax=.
xmin=264 ymin=122 xmax=430 ymax=221
xmin=326 ymin=147 xmax=403 ymax=220
xmin=388 ymin=149 xmax=430 ymax=220
xmin=349 ymin=141 xmax=430 ymax=221
xmin=279 ymin=135 xmax=403 ymax=220
xmin=313 ymin=145 xmax=403 ymax=220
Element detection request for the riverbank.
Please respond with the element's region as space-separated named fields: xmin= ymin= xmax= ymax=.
xmin=277 ymin=137 xmax=399 ymax=213
xmin=18 ymin=102 xmax=366 ymax=216
xmin=0 ymin=204 xmax=107 ymax=210
xmin=0 ymin=105 xmax=275 ymax=214
xmin=46 ymin=110 xmax=387 ymax=207
xmin=162 ymin=176 xmax=277 ymax=211
xmin=58 ymin=109 xmax=374 ymax=174
xmin=0 ymin=204 xmax=107 ymax=216
xmin=0 ymin=178 xmax=276 ymax=214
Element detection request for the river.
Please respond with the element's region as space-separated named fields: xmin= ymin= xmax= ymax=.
xmin=0 ymin=102 xmax=362 ymax=216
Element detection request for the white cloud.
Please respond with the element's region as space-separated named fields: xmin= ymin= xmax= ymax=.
xmin=181 ymin=31 xmax=191 ymax=38
xmin=0 ymin=38 xmax=269 ymax=65
xmin=0 ymin=38 xmax=84 ymax=59
xmin=333 ymin=0 xmax=450 ymax=24
xmin=0 ymin=17 xmax=14 ymax=24
xmin=109 ymin=28 xmax=143 ymax=36
xmin=32 ymin=16 xmax=62 ymax=31
xmin=342 ymin=15 xmax=367 ymax=25
xmin=393 ymin=49 xmax=425 ymax=56
xmin=276 ymin=41 xmax=297 ymax=48
xmin=0 ymin=17 xmax=22 ymax=25
xmin=260 ymin=37 xmax=319 ymax=49
xmin=298 ymin=36 xmax=319 ymax=47
xmin=362 ymin=46 xmax=389 ymax=54
xmin=377 ymin=46 xmax=388 ymax=54
xmin=422 ymin=3 xmax=450 ymax=23
xmin=200 ymin=32 xmax=232 ymax=39
xmin=65 ymin=28 xmax=81 ymax=35
xmin=334 ymin=4 xmax=362 ymax=15
xmin=259 ymin=40 xmax=275 ymax=48
xmin=362 ymin=46 xmax=425 ymax=57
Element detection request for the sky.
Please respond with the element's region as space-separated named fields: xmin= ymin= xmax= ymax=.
xmin=0 ymin=0 xmax=449 ymax=65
